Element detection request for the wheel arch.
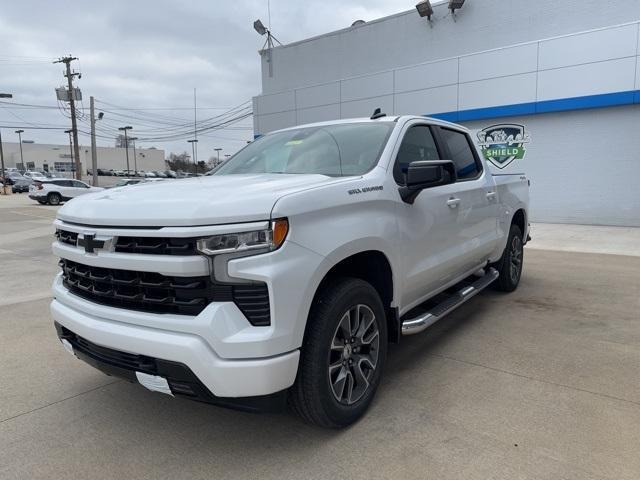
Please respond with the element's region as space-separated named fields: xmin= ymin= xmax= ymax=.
xmin=308 ymin=249 xmax=400 ymax=344
xmin=511 ymin=208 xmax=526 ymax=235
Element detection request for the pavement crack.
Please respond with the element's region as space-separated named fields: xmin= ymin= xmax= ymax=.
xmin=428 ymin=353 xmax=640 ymax=407
xmin=0 ymin=380 xmax=122 ymax=425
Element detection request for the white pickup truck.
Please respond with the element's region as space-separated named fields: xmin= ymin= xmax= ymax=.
xmin=51 ymin=113 xmax=529 ymax=428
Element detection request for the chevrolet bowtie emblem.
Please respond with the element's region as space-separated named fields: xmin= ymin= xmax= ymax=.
xmin=77 ymin=234 xmax=105 ymax=254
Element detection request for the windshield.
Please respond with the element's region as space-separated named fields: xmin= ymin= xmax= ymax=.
xmin=214 ymin=122 xmax=393 ymax=176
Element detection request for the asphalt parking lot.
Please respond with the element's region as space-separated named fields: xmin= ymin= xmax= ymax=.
xmin=1 ymin=194 xmax=639 ymax=480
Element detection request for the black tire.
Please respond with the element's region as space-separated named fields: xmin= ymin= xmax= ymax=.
xmin=47 ymin=192 xmax=61 ymax=205
xmin=491 ymin=224 xmax=524 ymax=292
xmin=289 ymin=277 xmax=388 ymax=428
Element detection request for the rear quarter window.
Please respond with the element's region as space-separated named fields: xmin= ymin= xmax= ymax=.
xmin=438 ymin=128 xmax=482 ymax=180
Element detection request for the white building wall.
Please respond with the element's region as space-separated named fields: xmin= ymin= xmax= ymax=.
xmin=464 ymin=106 xmax=640 ymax=227
xmin=254 ymin=21 xmax=640 ymax=133
xmin=259 ymin=0 xmax=640 ymax=95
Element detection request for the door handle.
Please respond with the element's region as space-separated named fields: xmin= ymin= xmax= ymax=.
xmin=486 ymin=191 xmax=497 ymax=201
xmin=447 ymin=197 xmax=461 ymax=208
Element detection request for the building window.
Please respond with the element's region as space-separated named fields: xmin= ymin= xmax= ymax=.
xmin=54 ymin=162 xmax=76 ymax=172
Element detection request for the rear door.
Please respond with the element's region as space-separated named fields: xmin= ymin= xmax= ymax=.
xmin=52 ymin=180 xmax=74 ymax=199
xmin=69 ymin=180 xmax=90 ymax=197
xmin=434 ymin=126 xmax=500 ymax=272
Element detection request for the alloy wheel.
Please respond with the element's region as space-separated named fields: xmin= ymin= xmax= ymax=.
xmin=509 ymin=235 xmax=523 ymax=284
xmin=328 ymin=304 xmax=380 ymax=405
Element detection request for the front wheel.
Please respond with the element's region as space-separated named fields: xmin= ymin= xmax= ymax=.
xmin=47 ymin=192 xmax=61 ymax=205
xmin=491 ymin=224 xmax=524 ymax=292
xmin=289 ymin=277 xmax=387 ymax=428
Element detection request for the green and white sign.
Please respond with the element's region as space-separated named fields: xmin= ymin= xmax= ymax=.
xmin=477 ymin=124 xmax=531 ymax=169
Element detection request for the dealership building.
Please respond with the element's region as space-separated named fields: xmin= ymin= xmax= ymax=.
xmin=252 ymin=0 xmax=640 ymax=227
xmin=1 ymin=141 xmax=165 ymax=176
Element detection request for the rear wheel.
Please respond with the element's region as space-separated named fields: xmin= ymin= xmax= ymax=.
xmin=289 ymin=277 xmax=387 ymax=428
xmin=47 ymin=192 xmax=61 ymax=205
xmin=492 ymin=224 xmax=524 ymax=292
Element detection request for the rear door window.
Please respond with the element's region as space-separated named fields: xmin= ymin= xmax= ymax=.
xmin=438 ymin=128 xmax=482 ymax=180
xmin=53 ymin=180 xmax=73 ymax=187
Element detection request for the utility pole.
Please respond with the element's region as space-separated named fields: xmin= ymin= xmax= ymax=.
xmin=118 ymin=126 xmax=132 ymax=174
xmin=89 ymin=96 xmax=98 ymax=186
xmin=130 ymin=137 xmax=138 ymax=173
xmin=54 ymin=56 xmax=82 ymax=180
xmin=214 ymin=148 xmax=222 ymax=165
xmin=188 ymin=139 xmax=198 ymax=174
xmin=15 ymin=130 xmax=25 ymax=171
xmin=193 ymin=88 xmax=198 ymax=164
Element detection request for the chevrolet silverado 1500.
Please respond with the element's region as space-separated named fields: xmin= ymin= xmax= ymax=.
xmin=51 ymin=113 xmax=529 ymax=427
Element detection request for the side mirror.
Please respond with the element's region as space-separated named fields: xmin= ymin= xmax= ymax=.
xmin=399 ymin=160 xmax=457 ymax=204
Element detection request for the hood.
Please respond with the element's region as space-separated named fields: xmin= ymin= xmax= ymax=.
xmin=56 ymin=174 xmax=347 ymax=227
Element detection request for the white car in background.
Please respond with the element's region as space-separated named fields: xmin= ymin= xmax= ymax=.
xmin=29 ymin=179 xmax=103 ymax=205
xmin=24 ymin=171 xmax=48 ymax=182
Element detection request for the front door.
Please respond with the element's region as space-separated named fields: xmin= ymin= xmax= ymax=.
xmin=393 ymin=123 xmax=467 ymax=310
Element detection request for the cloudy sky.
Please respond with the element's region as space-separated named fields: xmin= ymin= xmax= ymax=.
xmin=0 ymin=0 xmax=416 ymax=161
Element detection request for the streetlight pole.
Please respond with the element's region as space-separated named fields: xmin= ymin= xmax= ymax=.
xmin=0 ymin=129 xmax=5 ymax=192
xmin=118 ymin=126 xmax=132 ymax=174
xmin=0 ymin=94 xmax=12 ymax=192
xmin=89 ymin=96 xmax=102 ymax=186
xmin=64 ymin=129 xmax=73 ymax=176
xmin=130 ymin=137 xmax=138 ymax=174
xmin=187 ymin=139 xmax=198 ymax=174
xmin=15 ymin=129 xmax=25 ymax=172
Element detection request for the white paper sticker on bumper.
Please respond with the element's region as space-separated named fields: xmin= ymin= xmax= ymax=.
xmin=61 ymin=339 xmax=75 ymax=357
xmin=135 ymin=372 xmax=173 ymax=396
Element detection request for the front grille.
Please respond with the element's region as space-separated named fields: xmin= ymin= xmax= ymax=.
xmin=55 ymin=229 xmax=78 ymax=247
xmin=61 ymin=259 xmax=213 ymax=316
xmin=59 ymin=259 xmax=271 ymax=325
xmin=55 ymin=228 xmax=198 ymax=256
xmin=115 ymin=236 xmax=198 ymax=256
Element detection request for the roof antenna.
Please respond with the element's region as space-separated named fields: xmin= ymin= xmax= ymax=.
xmin=370 ymin=108 xmax=386 ymax=120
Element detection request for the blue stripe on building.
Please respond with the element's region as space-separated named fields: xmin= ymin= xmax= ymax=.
xmin=429 ymin=90 xmax=640 ymax=123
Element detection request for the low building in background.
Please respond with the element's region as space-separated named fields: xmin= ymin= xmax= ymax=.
xmin=1 ymin=141 xmax=165 ymax=175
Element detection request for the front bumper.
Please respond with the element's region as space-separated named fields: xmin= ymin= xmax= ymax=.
xmin=54 ymin=322 xmax=288 ymax=412
xmin=50 ymin=294 xmax=300 ymax=399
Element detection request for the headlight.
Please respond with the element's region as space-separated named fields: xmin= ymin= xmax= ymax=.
xmin=196 ymin=218 xmax=289 ymax=255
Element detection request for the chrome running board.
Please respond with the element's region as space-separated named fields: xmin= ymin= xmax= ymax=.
xmin=401 ymin=267 xmax=499 ymax=336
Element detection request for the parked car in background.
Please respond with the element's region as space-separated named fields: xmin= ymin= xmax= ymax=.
xmin=29 ymin=179 xmax=103 ymax=205
xmin=153 ymin=171 xmax=167 ymax=178
xmin=24 ymin=171 xmax=48 ymax=182
xmin=165 ymin=170 xmax=177 ymax=178
xmin=12 ymin=176 xmax=32 ymax=193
